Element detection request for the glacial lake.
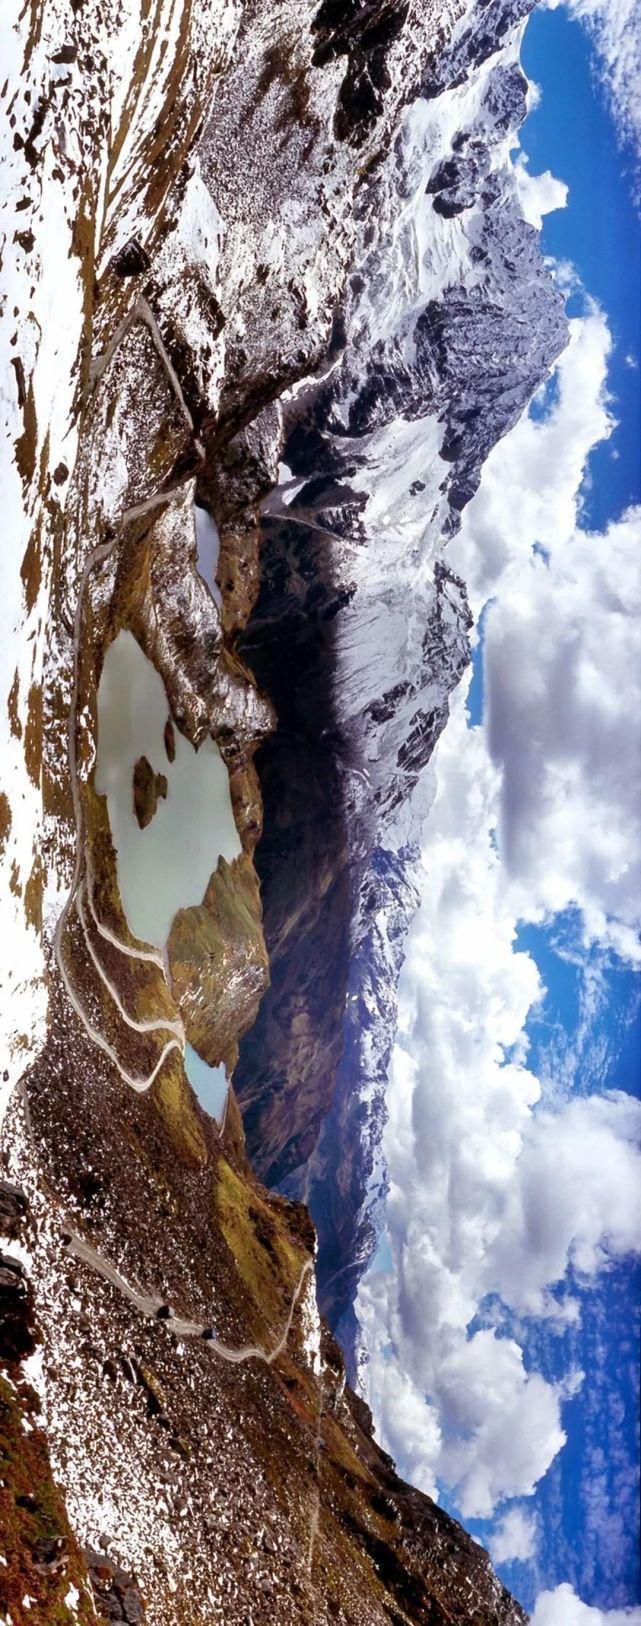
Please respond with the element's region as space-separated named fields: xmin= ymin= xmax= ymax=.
xmin=95 ymin=629 xmax=241 ymax=949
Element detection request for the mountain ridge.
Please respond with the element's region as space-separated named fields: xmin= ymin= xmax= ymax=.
xmin=234 ymin=10 xmax=567 ymax=1349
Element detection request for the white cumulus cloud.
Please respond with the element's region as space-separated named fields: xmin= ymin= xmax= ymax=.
xmin=531 ymin=1583 xmax=641 ymax=1625
xmin=490 ymin=1507 xmax=538 ymax=1565
xmin=514 ymin=154 xmax=569 ymax=230
xmin=450 ymin=304 xmax=641 ymax=964
xmin=484 ymin=508 xmax=641 ymax=964
xmin=487 ymin=1090 xmax=641 ymax=1313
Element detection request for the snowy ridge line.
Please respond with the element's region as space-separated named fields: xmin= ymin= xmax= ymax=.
xmin=101 ymin=0 xmax=186 ymax=213
xmin=269 ymin=15 xmax=569 ymax=1344
xmin=94 ymin=0 xmax=242 ymax=278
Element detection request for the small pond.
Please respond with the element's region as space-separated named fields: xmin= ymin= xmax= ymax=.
xmin=194 ymin=503 xmax=222 ymax=609
xmin=184 ymin=1044 xmax=228 ymax=1123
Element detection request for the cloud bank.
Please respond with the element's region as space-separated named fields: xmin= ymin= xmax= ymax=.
xmin=357 ymin=687 xmax=641 ymax=1519
xmin=514 ymin=155 xmax=569 ymax=230
xmin=485 ymin=508 xmax=641 ymax=963
xmin=357 ymin=291 xmax=641 ymax=1561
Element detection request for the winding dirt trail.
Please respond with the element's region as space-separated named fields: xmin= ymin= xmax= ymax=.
xmin=18 ymin=1079 xmax=314 ymax=1376
xmin=53 ymin=498 xmax=186 ymax=1092
xmin=76 ymin=884 xmax=184 ymax=1042
xmin=67 ymin=1228 xmax=314 ymax=1367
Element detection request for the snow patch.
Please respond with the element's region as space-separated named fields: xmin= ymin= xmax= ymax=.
xmin=300 ymin=1273 xmax=322 ymax=1378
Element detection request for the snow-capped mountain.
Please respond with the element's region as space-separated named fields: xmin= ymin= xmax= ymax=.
xmin=235 ymin=11 xmax=567 ymax=1351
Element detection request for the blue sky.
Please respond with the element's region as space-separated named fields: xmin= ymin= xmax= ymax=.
xmin=522 ymin=9 xmax=640 ymax=532
xmin=461 ymin=6 xmax=641 ymax=1611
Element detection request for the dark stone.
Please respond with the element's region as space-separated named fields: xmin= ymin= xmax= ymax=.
xmin=0 ymin=1179 xmax=29 ymax=1239
xmin=86 ymin=1549 xmax=146 ymax=1624
xmin=122 ymin=1587 xmax=145 ymax=1623
xmin=93 ymin=1595 xmax=125 ymax=1621
xmin=312 ymin=0 xmax=410 ymax=144
xmin=422 ymin=0 xmax=537 ymax=98
xmin=432 ymin=193 xmax=467 ymax=218
xmin=0 ymin=1250 xmax=37 ymax=1361
xmin=112 ymin=238 xmax=151 ymax=278
xmin=32 ymin=1534 xmax=66 ymax=1565
xmin=169 ymin=439 xmax=205 ymax=482
xmin=85 ymin=1548 xmax=109 ymax=1570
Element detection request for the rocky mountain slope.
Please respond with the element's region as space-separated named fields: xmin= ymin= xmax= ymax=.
xmin=1 ymin=0 xmax=564 ymax=1619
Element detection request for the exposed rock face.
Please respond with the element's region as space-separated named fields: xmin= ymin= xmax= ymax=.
xmin=0 ymin=0 xmax=559 ymax=1618
xmin=0 ymin=1179 xmax=29 ymax=1243
xmin=167 ymin=853 xmax=269 ymax=1072
xmin=422 ymin=0 xmax=537 ymax=95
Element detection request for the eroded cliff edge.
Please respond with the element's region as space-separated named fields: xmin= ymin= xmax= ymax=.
xmin=0 ymin=0 xmax=563 ymax=1620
